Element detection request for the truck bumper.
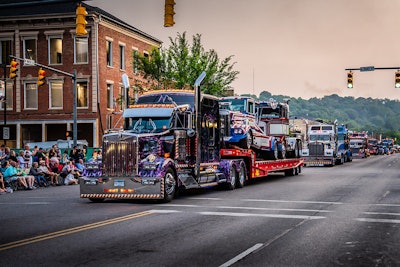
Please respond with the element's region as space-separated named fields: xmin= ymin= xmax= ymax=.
xmin=79 ymin=176 xmax=164 ymax=200
xmin=303 ymin=157 xmax=334 ymax=167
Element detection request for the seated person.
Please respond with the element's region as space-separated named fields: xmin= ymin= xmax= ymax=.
xmin=38 ymin=160 xmax=59 ymax=186
xmin=61 ymin=161 xmax=79 ymax=185
xmin=74 ymin=158 xmax=86 ymax=174
xmin=3 ymin=160 xmax=35 ymax=190
xmin=29 ymin=162 xmax=49 ymax=187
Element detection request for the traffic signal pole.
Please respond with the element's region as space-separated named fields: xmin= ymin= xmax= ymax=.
xmin=345 ymin=65 xmax=400 ymax=89
xmin=9 ymin=55 xmax=78 ymax=147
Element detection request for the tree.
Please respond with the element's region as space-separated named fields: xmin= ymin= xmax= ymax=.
xmin=136 ymin=32 xmax=239 ymax=96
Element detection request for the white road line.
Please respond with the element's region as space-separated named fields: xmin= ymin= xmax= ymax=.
xmin=200 ymin=211 xmax=325 ymax=220
xmin=162 ymin=204 xmax=333 ymax=213
xmin=364 ymin=212 xmax=400 ymax=216
xmin=219 ymin=243 xmax=263 ymax=267
xmin=242 ymin=199 xmax=343 ymax=205
xmin=356 ymin=218 xmax=400 ymax=224
xmin=149 ymin=209 xmax=181 ymax=213
xmin=216 ymin=206 xmax=333 ymax=213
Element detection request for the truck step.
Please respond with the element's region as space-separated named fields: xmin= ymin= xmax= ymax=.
xmin=178 ymin=174 xmax=201 ymax=189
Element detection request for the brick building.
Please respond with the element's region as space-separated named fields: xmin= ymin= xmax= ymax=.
xmin=0 ymin=0 xmax=161 ymax=148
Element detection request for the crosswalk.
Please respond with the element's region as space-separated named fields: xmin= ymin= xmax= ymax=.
xmin=153 ymin=198 xmax=400 ymax=224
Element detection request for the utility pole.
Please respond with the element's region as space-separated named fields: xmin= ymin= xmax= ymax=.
xmin=1 ymin=63 xmax=6 ymax=144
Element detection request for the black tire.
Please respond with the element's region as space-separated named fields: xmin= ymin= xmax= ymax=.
xmin=227 ymin=165 xmax=237 ymax=190
xmin=236 ymin=162 xmax=246 ymax=188
xmin=272 ymin=140 xmax=279 ymax=160
xmin=284 ymin=168 xmax=295 ymax=176
xmin=239 ymin=131 xmax=252 ymax=149
xmin=279 ymin=142 xmax=286 ymax=159
xmin=89 ymin=198 xmax=104 ymax=203
xmin=295 ymin=140 xmax=301 ymax=158
xmin=162 ymin=167 xmax=177 ymax=203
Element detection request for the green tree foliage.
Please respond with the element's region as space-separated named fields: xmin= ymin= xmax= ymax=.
xmin=136 ymin=32 xmax=239 ymax=96
xmin=256 ymin=90 xmax=400 ymax=141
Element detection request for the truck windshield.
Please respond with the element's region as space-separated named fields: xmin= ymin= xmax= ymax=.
xmin=220 ymin=99 xmax=246 ymax=112
xmin=309 ymin=135 xmax=330 ymax=141
xmin=126 ymin=117 xmax=172 ymax=133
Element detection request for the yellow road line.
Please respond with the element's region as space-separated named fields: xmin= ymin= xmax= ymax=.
xmin=0 ymin=211 xmax=152 ymax=251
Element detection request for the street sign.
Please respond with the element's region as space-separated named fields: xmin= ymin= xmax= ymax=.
xmin=24 ymin=58 xmax=35 ymax=66
xmin=360 ymin=66 xmax=375 ymax=72
xmin=3 ymin=127 xmax=9 ymax=140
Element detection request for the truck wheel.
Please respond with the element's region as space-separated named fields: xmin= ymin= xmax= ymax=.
xmin=89 ymin=198 xmax=104 ymax=203
xmin=285 ymin=168 xmax=295 ymax=176
xmin=227 ymin=165 xmax=237 ymax=190
xmin=162 ymin=167 xmax=177 ymax=203
xmin=240 ymin=131 xmax=253 ymax=149
xmin=272 ymin=140 xmax=279 ymax=160
xmin=279 ymin=143 xmax=286 ymax=159
xmin=295 ymin=141 xmax=300 ymax=158
xmin=236 ymin=162 xmax=246 ymax=188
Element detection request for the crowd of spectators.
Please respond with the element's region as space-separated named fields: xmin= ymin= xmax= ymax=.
xmin=0 ymin=143 xmax=88 ymax=193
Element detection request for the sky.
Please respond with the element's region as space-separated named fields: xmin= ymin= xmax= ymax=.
xmin=92 ymin=0 xmax=400 ymax=100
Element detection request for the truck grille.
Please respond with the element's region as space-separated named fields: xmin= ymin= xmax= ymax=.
xmin=309 ymin=143 xmax=324 ymax=156
xmin=102 ymin=135 xmax=138 ymax=177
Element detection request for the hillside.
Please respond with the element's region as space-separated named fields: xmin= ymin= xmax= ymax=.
xmin=242 ymin=91 xmax=400 ymax=138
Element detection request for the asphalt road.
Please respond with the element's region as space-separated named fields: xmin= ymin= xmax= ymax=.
xmin=1 ymin=153 xmax=399 ymax=267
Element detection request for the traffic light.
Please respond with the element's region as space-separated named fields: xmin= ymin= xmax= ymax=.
xmin=66 ymin=130 xmax=73 ymax=138
xmin=76 ymin=4 xmax=88 ymax=36
xmin=9 ymin=59 xmax=18 ymax=80
xmin=38 ymin=68 xmax=46 ymax=87
xmin=347 ymin=71 xmax=353 ymax=88
xmin=164 ymin=0 xmax=175 ymax=27
xmin=395 ymin=71 xmax=400 ymax=88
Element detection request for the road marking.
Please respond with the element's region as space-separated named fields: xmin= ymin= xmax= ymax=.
xmin=0 ymin=211 xmax=152 ymax=251
xmin=364 ymin=212 xmax=400 ymax=216
xmin=219 ymin=243 xmax=263 ymax=267
xmin=242 ymin=199 xmax=344 ymax=205
xmin=162 ymin=204 xmax=333 ymax=213
xmin=216 ymin=205 xmax=333 ymax=213
xmin=199 ymin=211 xmax=325 ymax=220
xmin=356 ymin=218 xmax=400 ymax=224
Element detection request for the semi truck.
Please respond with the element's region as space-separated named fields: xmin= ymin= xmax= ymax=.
xmin=349 ymin=131 xmax=368 ymax=158
xmin=80 ymin=73 xmax=304 ymax=202
xmin=301 ymin=121 xmax=339 ymax=166
xmin=336 ymin=125 xmax=352 ymax=163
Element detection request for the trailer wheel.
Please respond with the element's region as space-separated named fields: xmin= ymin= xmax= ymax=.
xmin=285 ymin=168 xmax=295 ymax=176
xmin=236 ymin=162 xmax=246 ymax=188
xmin=227 ymin=165 xmax=237 ymax=190
xmin=162 ymin=167 xmax=177 ymax=203
xmin=89 ymin=198 xmax=104 ymax=203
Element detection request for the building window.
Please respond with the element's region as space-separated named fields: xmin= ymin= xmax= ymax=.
xmin=132 ymin=49 xmax=138 ymax=75
xmin=0 ymin=81 xmax=13 ymax=110
xmin=23 ymin=38 xmax=37 ymax=61
xmin=106 ymin=40 xmax=112 ymax=66
xmin=0 ymin=40 xmax=12 ymax=65
xmin=119 ymin=44 xmax=125 ymax=70
xmin=24 ymin=82 xmax=38 ymax=109
xmin=119 ymin=84 xmax=125 ymax=110
xmin=49 ymin=81 xmax=63 ymax=109
xmin=49 ymin=37 xmax=62 ymax=65
xmin=107 ymin=83 xmax=113 ymax=109
xmin=74 ymin=36 xmax=88 ymax=63
xmin=77 ymin=81 xmax=88 ymax=108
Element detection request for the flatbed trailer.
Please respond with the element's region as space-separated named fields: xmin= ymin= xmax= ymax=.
xmin=220 ymin=147 xmax=304 ymax=180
